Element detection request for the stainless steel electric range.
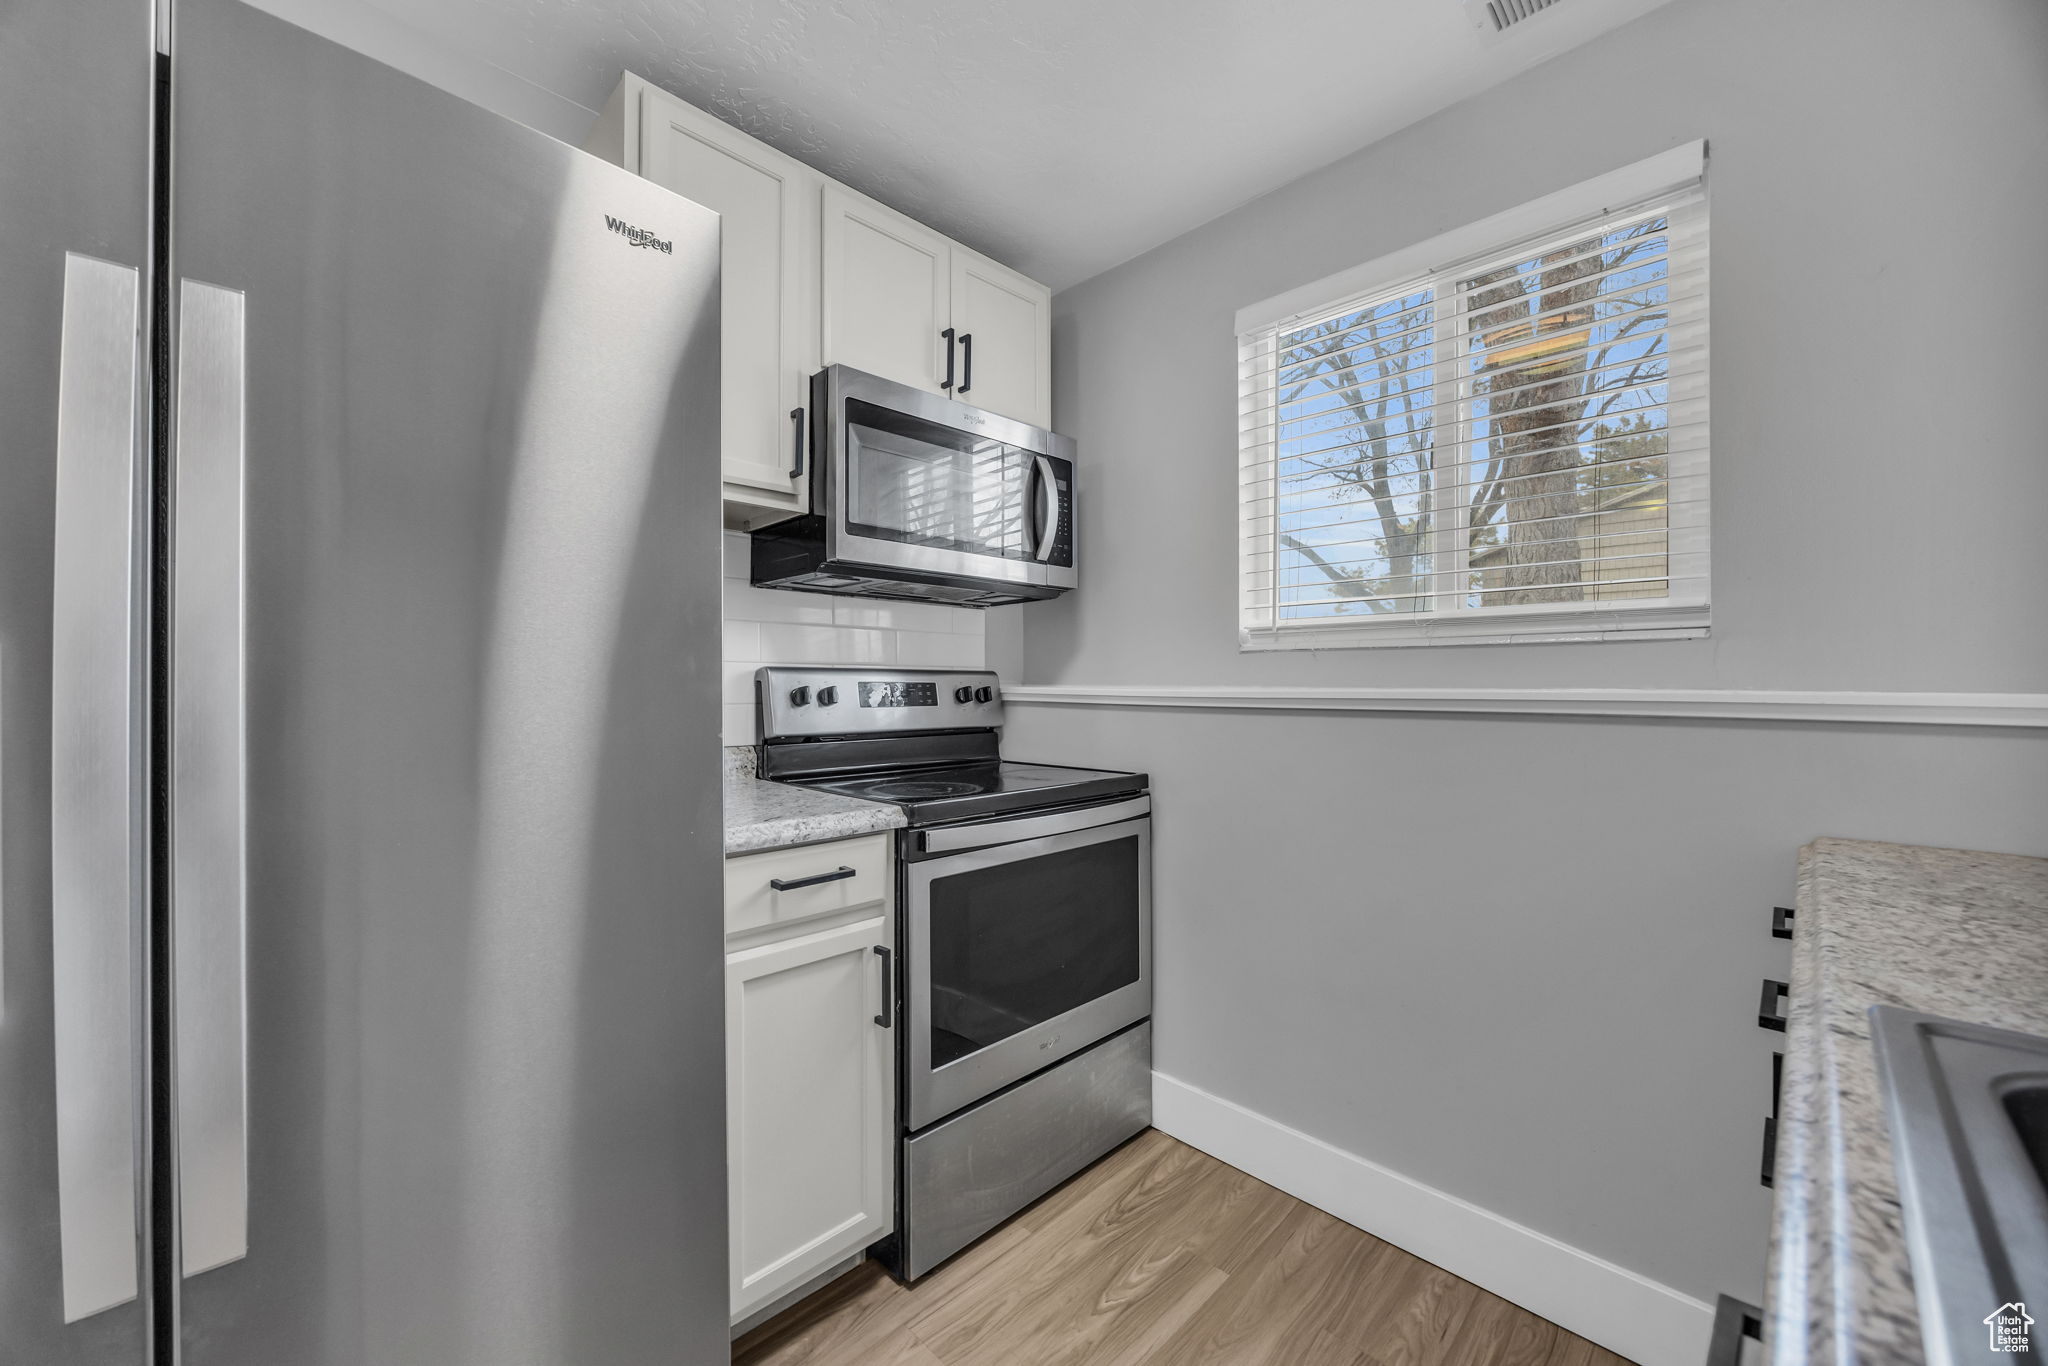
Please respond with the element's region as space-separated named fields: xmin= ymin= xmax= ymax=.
xmin=756 ymin=666 xmax=1153 ymax=1280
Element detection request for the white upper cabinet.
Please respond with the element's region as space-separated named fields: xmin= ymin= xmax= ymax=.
xmin=592 ymin=72 xmax=1056 ymax=521
xmin=589 ymin=74 xmax=818 ymax=522
xmin=950 ymin=248 xmax=1052 ymax=429
xmin=820 ymin=185 xmax=951 ymax=399
xmin=822 ymin=185 xmax=1053 ymax=429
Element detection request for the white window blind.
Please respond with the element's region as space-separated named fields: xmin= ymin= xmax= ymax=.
xmin=1238 ymin=153 xmax=1709 ymax=649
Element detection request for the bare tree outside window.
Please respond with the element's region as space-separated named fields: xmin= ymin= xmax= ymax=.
xmin=1264 ymin=212 xmax=1676 ymax=623
xmin=1273 ymin=288 xmax=1436 ymax=616
xmin=1462 ymin=219 xmax=1671 ymax=606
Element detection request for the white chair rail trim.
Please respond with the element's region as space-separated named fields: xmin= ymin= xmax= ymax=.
xmin=1003 ymin=685 xmax=2048 ymax=729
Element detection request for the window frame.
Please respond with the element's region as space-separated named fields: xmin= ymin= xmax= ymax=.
xmin=1236 ymin=142 xmax=1710 ymax=651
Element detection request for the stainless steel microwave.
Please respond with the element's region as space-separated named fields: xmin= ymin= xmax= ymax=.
xmin=750 ymin=366 xmax=1076 ymax=605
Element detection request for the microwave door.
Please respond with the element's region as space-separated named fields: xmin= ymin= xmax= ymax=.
xmin=833 ymin=406 xmax=1039 ymax=590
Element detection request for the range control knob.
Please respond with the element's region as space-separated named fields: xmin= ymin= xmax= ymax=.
xmin=817 ymin=685 xmax=839 ymax=706
xmin=974 ymin=686 xmax=994 ymax=704
xmin=788 ymin=686 xmax=811 ymax=707
xmin=953 ymin=685 xmax=974 ymax=704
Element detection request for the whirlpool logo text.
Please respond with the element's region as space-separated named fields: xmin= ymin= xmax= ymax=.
xmin=604 ymin=215 xmax=673 ymax=254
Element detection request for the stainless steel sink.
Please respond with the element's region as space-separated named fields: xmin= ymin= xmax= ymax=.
xmin=1871 ymin=1006 xmax=2048 ymax=1366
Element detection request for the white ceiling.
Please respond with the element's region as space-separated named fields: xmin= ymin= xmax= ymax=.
xmin=367 ymin=0 xmax=1676 ymax=290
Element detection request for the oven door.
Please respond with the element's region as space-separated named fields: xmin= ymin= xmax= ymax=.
xmin=819 ymin=365 xmax=1076 ymax=594
xmin=905 ymin=802 xmax=1150 ymax=1131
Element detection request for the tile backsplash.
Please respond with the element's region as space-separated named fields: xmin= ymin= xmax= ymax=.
xmin=722 ymin=531 xmax=985 ymax=744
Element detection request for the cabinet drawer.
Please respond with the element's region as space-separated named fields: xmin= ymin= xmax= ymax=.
xmin=725 ymin=834 xmax=890 ymax=939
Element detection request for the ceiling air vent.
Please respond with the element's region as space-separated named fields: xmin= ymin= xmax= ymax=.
xmin=1464 ymin=0 xmax=1564 ymax=36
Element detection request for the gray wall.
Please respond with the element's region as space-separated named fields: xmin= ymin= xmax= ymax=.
xmin=1015 ymin=0 xmax=2048 ymax=1306
xmin=1035 ymin=0 xmax=2048 ymax=695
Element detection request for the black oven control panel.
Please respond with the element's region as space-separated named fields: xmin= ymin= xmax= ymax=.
xmin=758 ymin=666 xmax=1002 ymax=740
xmin=859 ymin=680 xmax=937 ymax=709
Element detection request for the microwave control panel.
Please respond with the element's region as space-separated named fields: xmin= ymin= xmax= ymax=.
xmin=1042 ymin=454 xmax=1075 ymax=569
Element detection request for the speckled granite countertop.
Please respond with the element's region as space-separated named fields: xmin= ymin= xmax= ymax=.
xmin=1765 ymin=838 xmax=2048 ymax=1366
xmin=722 ymin=746 xmax=904 ymax=856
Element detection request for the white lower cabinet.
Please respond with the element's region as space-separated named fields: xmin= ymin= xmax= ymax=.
xmin=724 ymin=836 xmax=895 ymax=1324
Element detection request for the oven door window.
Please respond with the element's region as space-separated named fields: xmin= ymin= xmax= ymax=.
xmin=844 ymin=399 xmax=1030 ymax=561
xmin=925 ymin=833 xmax=1142 ymax=1069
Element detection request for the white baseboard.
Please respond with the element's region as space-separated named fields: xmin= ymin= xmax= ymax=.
xmin=1151 ymin=1071 xmax=1713 ymax=1366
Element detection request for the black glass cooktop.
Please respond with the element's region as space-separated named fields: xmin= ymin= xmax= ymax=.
xmin=786 ymin=760 xmax=1146 ymax=826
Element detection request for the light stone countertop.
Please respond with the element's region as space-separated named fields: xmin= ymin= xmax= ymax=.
xmin=1766 ymin=838 xmax=2048 ymax=1366
xmin=721 ymin=745 xmax=905 ymax=856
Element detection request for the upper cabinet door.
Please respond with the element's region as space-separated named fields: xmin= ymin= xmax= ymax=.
xmin=821 ymin=184 xmax=951 ymax=397
xmin=636 ymin=86 xmax=817 ymax=501
xmin=949 ymin=248 xmax=1052 ymax=429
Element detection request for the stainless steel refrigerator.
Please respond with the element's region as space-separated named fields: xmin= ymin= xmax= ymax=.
xmin=1 ymin=1 xmax=730 ymax=1361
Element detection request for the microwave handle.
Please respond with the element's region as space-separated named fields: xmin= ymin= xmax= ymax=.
xmin=1031 ymin=455 xmax=1058 ymax=562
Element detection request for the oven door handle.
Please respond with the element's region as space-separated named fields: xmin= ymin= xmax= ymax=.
xmin=919 ymin=795 xmax=1150 ymax=854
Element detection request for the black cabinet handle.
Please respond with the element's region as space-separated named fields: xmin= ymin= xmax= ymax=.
xmin=769 ymin=865 xmax=855 ymax=892
xmin=1758 ymin=978 xmax=1789 ymax=1032
xmin=873 ymin=945 xmax=893 ymax=1028
xmin=1707 ymin=1294 xmax=1764 ymax=1366
xmin=789 ymin=407 xmax=805 ymax=479
xmin=1771 ymin=905 xmax=1795 ymax=939
xmin=1772 ymin=1051 xmax=1782 ymax=1115
xmin=940 ymin=327 xmax=956 ymax=391
xmin=1760 ymin=1115 xmax=1777 ymax=1188
xmin=958 ymin=332 xmax=972 ymax=394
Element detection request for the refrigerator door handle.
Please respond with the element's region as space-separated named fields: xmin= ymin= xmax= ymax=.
xmin=171 ymin=279 xmax=250 ymax=1277
xmin=50 ymin=252 xmax=144 ymax=1323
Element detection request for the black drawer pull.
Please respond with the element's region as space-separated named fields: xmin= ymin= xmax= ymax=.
xmin=1760 ymin=1115 xmax=1777 ymax=1188
xmin=769 ymin=865 xmax=856 ymax=892
xmin=1771 ymin=905 xmax=1795 ymax=939
xmin=1758 ymin=978 xmax=1789 ymax=1032
xmin=1707 ymin=1294 xmax=1764 ymax=1366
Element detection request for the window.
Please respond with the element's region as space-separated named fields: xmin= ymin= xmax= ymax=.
xmin=1237 ymin=143 xmax=1708 ymax=649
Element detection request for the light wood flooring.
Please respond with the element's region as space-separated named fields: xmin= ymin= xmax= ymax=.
xmin=733 ymin=1129 xmax=1634 ymax=1366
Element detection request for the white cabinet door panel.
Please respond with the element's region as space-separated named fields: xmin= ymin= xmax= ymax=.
xmin=822 ymin=185 xmax=949 ymax=397
xmin=640 ymin=93 xmax=816 ymax=499
xmin=951 ymin=250 xmax=1051 ymax=428
xmin=726 ymin=916 xmax=893 ymax=1321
